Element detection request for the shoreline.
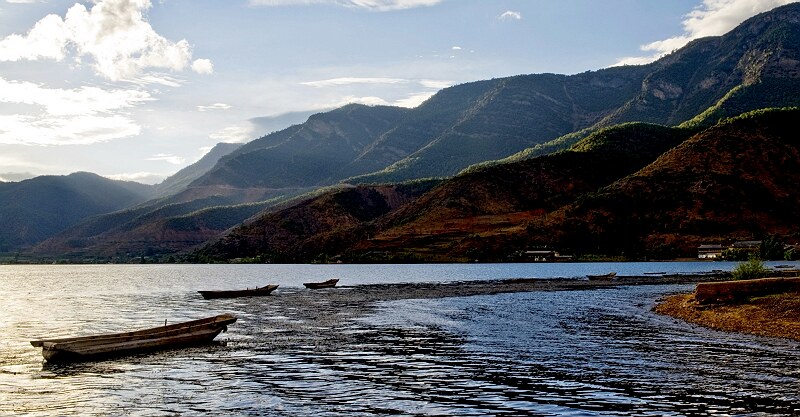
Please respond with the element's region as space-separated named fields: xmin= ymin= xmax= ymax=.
xmin=654 ymin=289 xmax=800 ymax=342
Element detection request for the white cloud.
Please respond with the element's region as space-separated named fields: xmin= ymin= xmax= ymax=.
xmin=0 ymin=0 xmax=213 ymax=80
xmin=498 ymin=11 xmax=521 ymax=21
xmin=209 ymin=125 xmax=255 ymax=143
xmin=394 ymin=91 xmax=436 ymax=108
xmin=0 ymin=76 xmax=150 ymax=145
xmin=197 ymin=103 xmax=232 ymax=112
xmin=0 ymin=77 xmax=151 ymax=116
xmin=451 ymin=46 xmax=461 ymax=50
xmin=6 ymin=0 xmax=39 ymax=3
xmin=192 ymin=58 xmax=214 ymax=74
xmin=419 ymin=79 xmax=453 ymax=89
xmin=0 ymin=113 xmax=141 ymax=145
xmin=105 ymin=171 xmax=168 ymax=184
xmin=301 ymin=77 xmax=409 ymax=87
xmin=614 ymin=0 xmax=799 ymax=66
xmin=147 ymin=153 xmax=185 ymax=165
xmin=248 ymin=0 xmax=443 ymax=11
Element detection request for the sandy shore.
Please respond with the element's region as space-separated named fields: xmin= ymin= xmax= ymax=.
xmin=654 ymin=290 xmax=800 ymax=341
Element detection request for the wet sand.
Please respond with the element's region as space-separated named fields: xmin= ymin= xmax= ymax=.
xmin=244 ymin=273 xmax=732 ymax=353
xmin=315 ymin=273 xmax=732 ymax=303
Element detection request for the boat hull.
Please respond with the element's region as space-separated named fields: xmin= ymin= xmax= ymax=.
xmin=303 ymin=279 xmax=339 ymax=289
xmin=31 ymin=313 xmax=237 ymax=363
xmin=198 ymin=284 xmax=279 ymax=299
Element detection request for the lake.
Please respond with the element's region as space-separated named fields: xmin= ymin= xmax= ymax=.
xmin=1 ymin=262 xmax=798 ymax=416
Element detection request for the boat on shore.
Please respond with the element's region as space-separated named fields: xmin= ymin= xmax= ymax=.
xmin=303 ymin=278 xmax=339 ymax=289
xmin=587 ymin=272 xmax=616 ymax=281
xmin=198 ymin=284 xmax=279 ymax=299
xmin=30 ymin=313 xmax=237 ymax=363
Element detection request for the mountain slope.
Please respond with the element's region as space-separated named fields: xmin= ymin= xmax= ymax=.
xmin=154 ymin=142 xmax=241 ymax=198
xmin=194 ymin=181 xmax=440 ymax=263
xmin=199 ymin=108 xmax=800 ymax=262
xmin=194 ymin=104 xmax=410 ymax=188
xmin=198 ymin=122 xmax=691 ymax=262
xmin=347 ymin=67 xmax=651 ymax=183
xmin=0 ymin=172 xmax=154 ymax=252
xmin=604 ymin=4 xmax=800 ymax=127
xmin=528 ymin=107 xmax=800 ymax=258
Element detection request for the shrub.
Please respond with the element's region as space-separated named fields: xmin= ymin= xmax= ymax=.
xmin=731 ymin=256 xmax=769 ymax=280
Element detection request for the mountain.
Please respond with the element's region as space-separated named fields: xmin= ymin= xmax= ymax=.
xmin=28 ymin=4 xmax=800 ymax=261
xmin=527 ymin=107 xmax=800 ymax=259
xmin=185 ymin=4 xmax=800 ymax=191
xmin=199 ymin=108 xmax=800 ymax=262
xmin=196 ymin=122 xmax=691 ymax=262
xmin=193 ymin=181 xmax=440 ymax=263
xmin=605 ymin=5 xmax=800 ymax=127
xmin=0 ymin=172 xmax=154 ymax=253
xmin=154 ymin=142 xmax=241 ymax=197
xmin=193 ymin=104 xmax=411 ymax=188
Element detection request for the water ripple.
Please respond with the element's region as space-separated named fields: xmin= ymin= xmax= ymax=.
xmin=1 ymin=266 xmax=798 ymax=415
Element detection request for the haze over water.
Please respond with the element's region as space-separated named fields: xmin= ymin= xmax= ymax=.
xmin=1 ymin=263 xmax=798 ymax=415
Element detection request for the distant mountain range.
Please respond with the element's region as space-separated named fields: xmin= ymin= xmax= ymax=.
xmin=0 ymin=172 xmax=154 ymax=253
xmin=8 ymin=3 xmax=800 ymax=261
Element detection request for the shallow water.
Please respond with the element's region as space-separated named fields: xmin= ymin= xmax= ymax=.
xmin=1 ymin=263 xmax=798 ymax=415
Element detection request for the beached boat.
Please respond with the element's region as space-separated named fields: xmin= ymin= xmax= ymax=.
xmin=587 ymin=272 xmax=616 ymax=281
xmin=303 ymin=278 xmax=339 ymax=289
xmin=30 ymin=313 xmax=237 ymax=363
xmin=198 ymin=284 xmax=279 ymax=299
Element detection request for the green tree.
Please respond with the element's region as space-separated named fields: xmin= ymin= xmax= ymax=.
xmin=731 ymin=256 xmax=769 ymax=280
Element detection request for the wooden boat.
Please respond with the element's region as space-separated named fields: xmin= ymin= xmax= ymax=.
xmin=30 ymin=313 xmax=237 ymax=363
xmin=303 ymin=278 xmax=339 ymax=289
xmin=586 ymin=272 xmax=616 ymax=281
xmin=198 ymin=284 xmax=279 ymax=299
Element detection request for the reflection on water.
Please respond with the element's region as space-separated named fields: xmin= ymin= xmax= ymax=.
xmin=1 ymin=265 xmax=799 ymax=415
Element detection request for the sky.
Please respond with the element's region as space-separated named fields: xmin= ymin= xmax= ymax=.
xmin=0 ymin=0 xmax=796 ymax=184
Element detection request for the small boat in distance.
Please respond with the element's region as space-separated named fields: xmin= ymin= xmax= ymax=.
xmin=198 ymin=284 xmax=279 ymax=300
xmin=587 ymin=272 xmax=616 ymax=281
xmin=30 ymin=313 xmax=237 ymax=363
xmin=303 ymin=278 xmax=339 ymax=289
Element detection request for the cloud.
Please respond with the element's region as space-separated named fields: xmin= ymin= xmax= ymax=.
xmin=192 ymin=58 xmax=214 ymax=74
xmin=146 ymin=153 xmax=185 ymax=165
xmin=394 ymin=91 xmax=436 ymax=108
xmin=419 ymin=79 xmax=453 ymax=89
xmin=614 ymin=0 xmax=799 ymax=66
xmin=0 ymin=113 xmax=141 ymax=145
xmin=197 ymin=103 xmax=232 ymax=112
xmin=248 ymin=0 xmax=443 ymax=12
xmin=0 ymin=76 xmax=150 ymax=145
xmin=0 ymin=77 xmax=151 ymax=116
xmin=0 ymin=0 xmax=213 ymax=80
xmin=301 ymin=77 xmax=409 ymax=87
xmin=498 ymin=10 xmax=521 ymax=21
xmin=105 ymin=171 xmax=168 ymax=184
xmin=209 ymin=125 xmax=255 ymax=143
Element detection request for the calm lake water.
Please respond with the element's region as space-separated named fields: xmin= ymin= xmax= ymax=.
xmin=1 ymin=262 xmax=798 ymax=416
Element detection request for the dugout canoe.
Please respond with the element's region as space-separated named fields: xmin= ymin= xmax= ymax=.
xmin=30 ymin=313 xmax=237 ymax=362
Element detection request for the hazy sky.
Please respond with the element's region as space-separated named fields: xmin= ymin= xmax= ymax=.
xmin=0 ymin=0 xmax=795 ymax=184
